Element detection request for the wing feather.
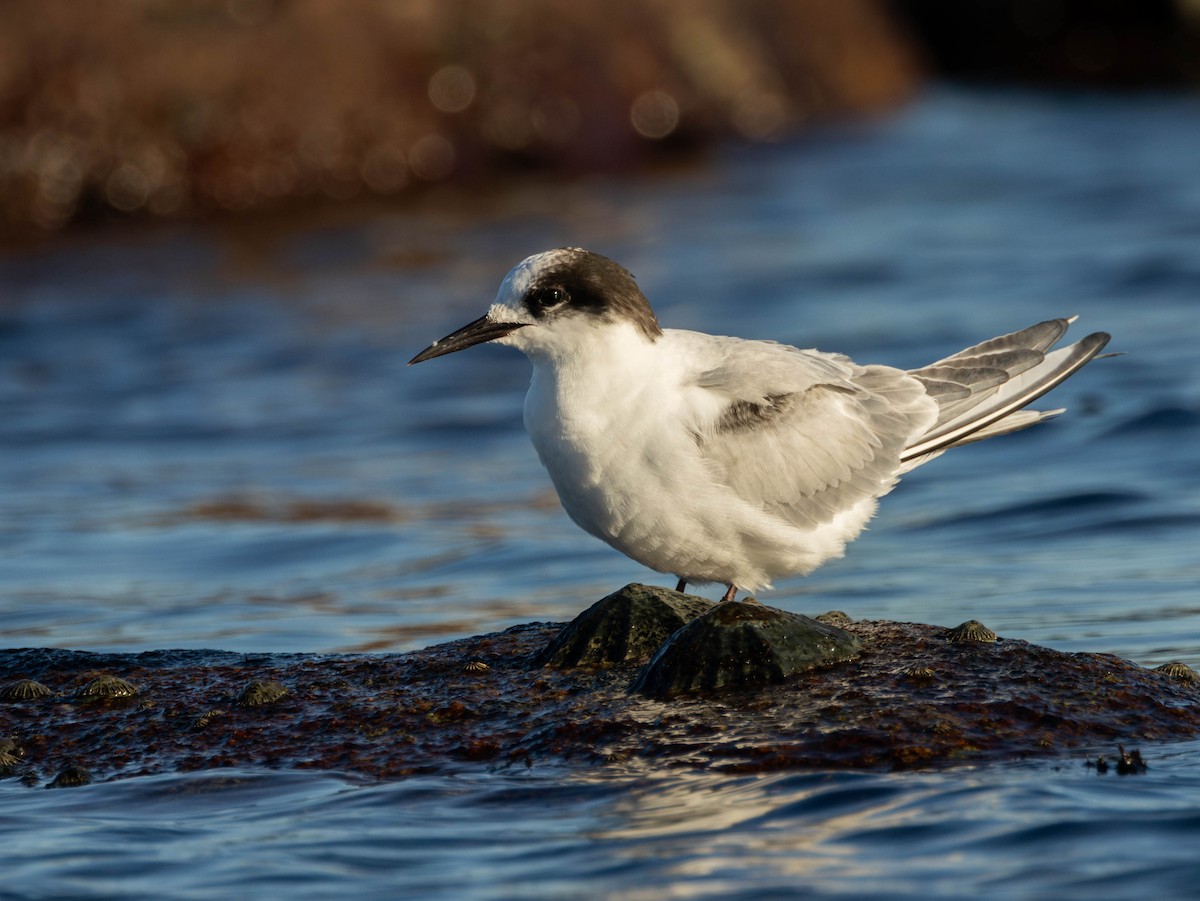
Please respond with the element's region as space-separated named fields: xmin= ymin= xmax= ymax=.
xmin=684 ymin=337 xmax=935 ymax=530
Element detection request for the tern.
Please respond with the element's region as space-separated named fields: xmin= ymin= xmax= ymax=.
xmin=410 ymin=248 xmax=1110 ymax=602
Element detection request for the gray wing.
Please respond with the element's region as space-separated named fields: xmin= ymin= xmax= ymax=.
xmin=685 ymin=336 xmax=936 ymax=530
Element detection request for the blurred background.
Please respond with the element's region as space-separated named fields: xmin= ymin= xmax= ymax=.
xmin=2 ymin=0 xmax=1199 ymax=232
xmin=4 ymin=5 xmax=1200 ymax=898
xmin=2 ymin=0 xmax=1198 ymax=656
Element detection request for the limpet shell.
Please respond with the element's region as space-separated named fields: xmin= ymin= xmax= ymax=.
xmin=815 ymin=611 xmax=852 ymax=626
xmin=75 ymin=675 xmax=139 ymax=699
xmin=1 ymin=679 xmax=53 ymax=701
xmin=235 ymin=679 xmax=288 ymax=707
xmin=1154 ymin=662 xmax=1199 ymax=685
xmin=945 ymin=620 xmax=998 ymax=643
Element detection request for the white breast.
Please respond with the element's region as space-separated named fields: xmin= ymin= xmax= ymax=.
xmin=523 ymin=323 xmax=691 ymax=541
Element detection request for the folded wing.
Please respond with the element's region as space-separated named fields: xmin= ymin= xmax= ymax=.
xmin=685 ymin=317 xmax=1110 ymax=529
xmin=688 ymin=339 xmax=935 ymax=530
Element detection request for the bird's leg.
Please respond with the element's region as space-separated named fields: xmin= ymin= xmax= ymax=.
xmin=720 ymin=584 xmax=738 ymax=602
xmin=675 ymin=578 xmax=687 ymax=594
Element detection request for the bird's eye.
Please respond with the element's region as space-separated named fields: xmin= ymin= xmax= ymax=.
xmin=531 ymin=286 xmax=568 ymax=310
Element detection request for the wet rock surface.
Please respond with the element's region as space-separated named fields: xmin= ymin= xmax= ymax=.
xmin=3 ymin=612 xmax=1200 ymax=786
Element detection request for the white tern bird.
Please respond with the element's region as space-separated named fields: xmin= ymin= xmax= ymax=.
xmin=409 ymin=248 xmax=1111 ymax=602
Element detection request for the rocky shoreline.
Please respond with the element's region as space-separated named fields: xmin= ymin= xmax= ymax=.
xmin=4 ymin=584 xmax=1198 ymax=788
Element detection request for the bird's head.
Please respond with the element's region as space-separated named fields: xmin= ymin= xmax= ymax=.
xmin=408 ymin=248 xmax=661 ymax=365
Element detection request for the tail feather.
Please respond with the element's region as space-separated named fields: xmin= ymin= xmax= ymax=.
xmin=901 ymin=320 xmax=1110 ymax=464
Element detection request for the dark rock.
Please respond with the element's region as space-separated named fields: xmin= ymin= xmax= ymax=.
xmin=631 ymin=600 xmax=862 ymax=697
xmin=1089 ymin=755 xmax=1110 ymax=774
xmin=1116 ymin=745 xmax=1148 ymax=775
xmin=535 ymin=583 xmax=712 ymax=668
xmin=47 ymin=765 xmax=90 ymax=788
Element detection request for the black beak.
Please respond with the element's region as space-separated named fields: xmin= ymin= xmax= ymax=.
xmin=407 ymin=315 xmax=527 ymax=365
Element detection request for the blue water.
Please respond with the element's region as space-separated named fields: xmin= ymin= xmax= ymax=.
xmin=4 ymin=753 xmax=1200 ymax=900
xmin=3 ymin=87 xmax=1200 ymax=897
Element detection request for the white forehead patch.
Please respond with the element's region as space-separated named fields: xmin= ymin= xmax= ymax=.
xmin=485 ymin=301 xmax=528 ymax=325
